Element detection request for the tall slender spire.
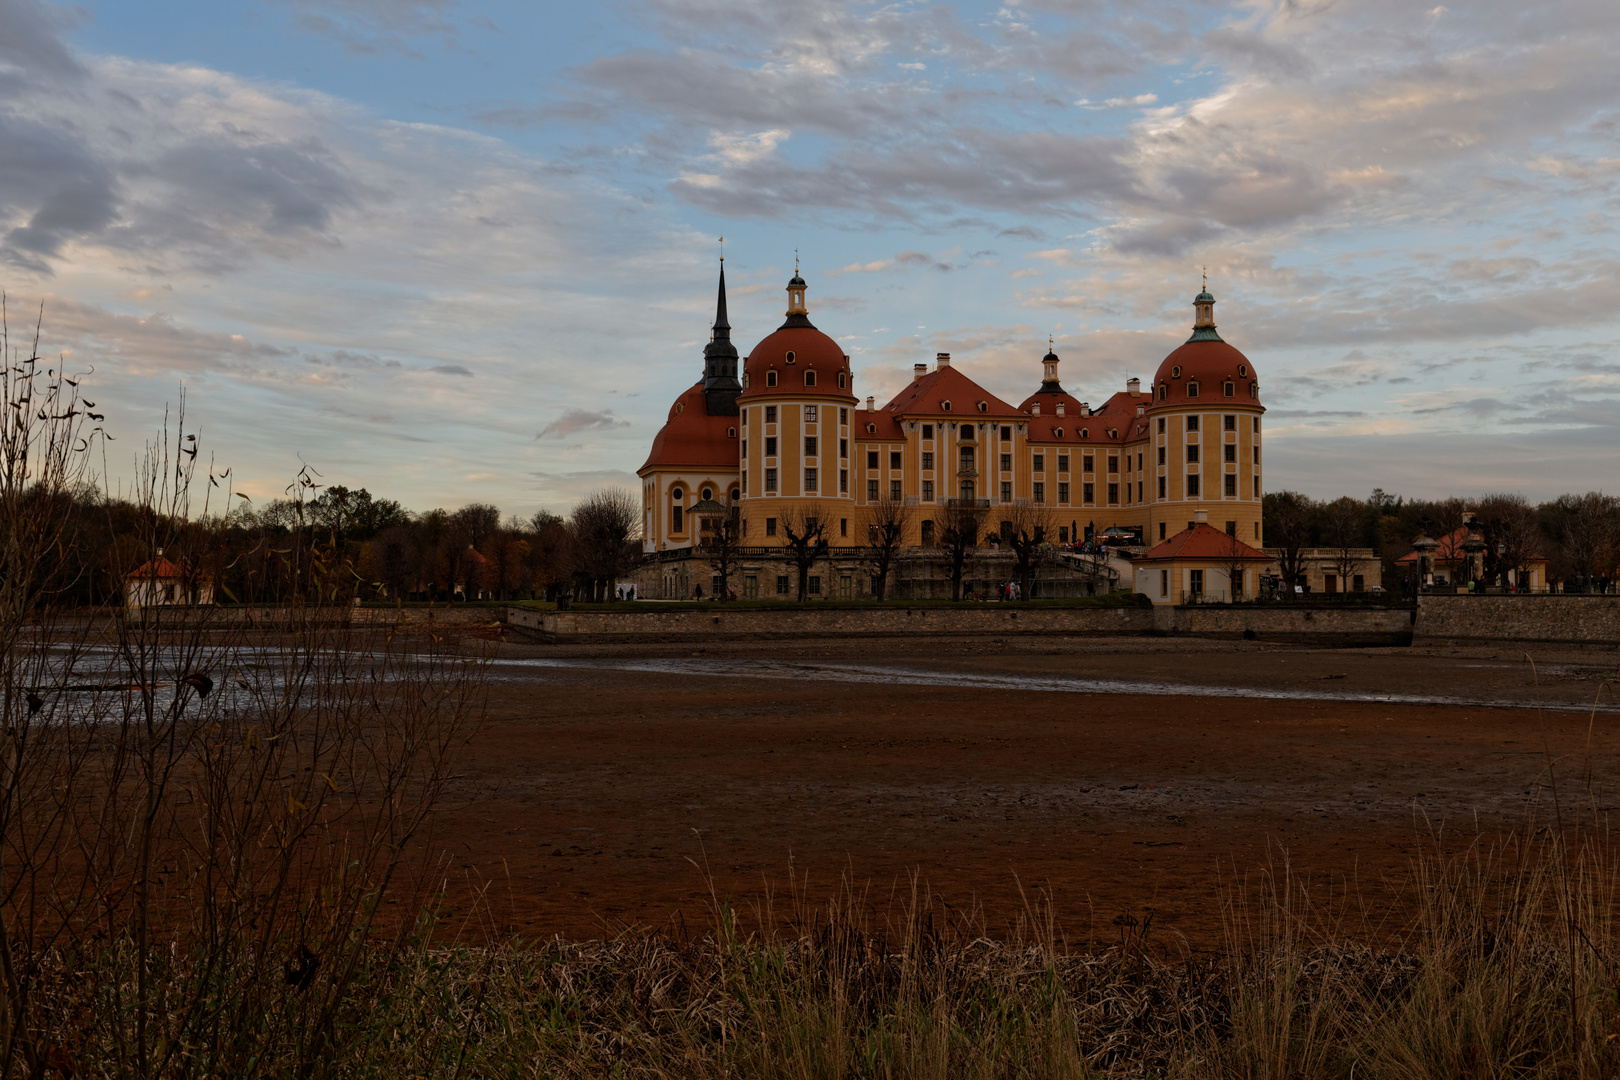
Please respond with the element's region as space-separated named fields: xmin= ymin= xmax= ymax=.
xmin=702 ymin=257 xmax=740 ymax=415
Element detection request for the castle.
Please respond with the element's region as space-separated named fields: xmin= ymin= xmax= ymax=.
xmin=636 ymin=261 xmax=1271 ymax=602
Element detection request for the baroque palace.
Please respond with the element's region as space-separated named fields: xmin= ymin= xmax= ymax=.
xmin=636 ymin=262 xmax=1270 ymax=602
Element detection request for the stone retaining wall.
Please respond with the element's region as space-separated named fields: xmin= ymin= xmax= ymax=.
xmin=129 ymin=605 xmax=502 ymax=628
xmin=507 ymin=603 xmax=1413 ymax=644
xmin=1416 ymin=594 xmax=1620 ymax=645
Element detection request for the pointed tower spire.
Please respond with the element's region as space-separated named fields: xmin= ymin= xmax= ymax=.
xmin=702 ymin=254 xmax=741 ymax=415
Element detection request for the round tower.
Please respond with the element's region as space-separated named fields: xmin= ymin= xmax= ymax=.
xmin=735 ymin=270 xmax=859 ymax=548
xmin=1145 ymin=286 xmax=1265 ymax=546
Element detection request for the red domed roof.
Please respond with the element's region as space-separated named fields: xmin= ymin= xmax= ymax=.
xmin=738 ymin=322 xmax=854 ymax=402
xmin=1150 ymin=339 xmax=1261 ymax=409
xmin=639 ymin=383 xmax=739 ymax=473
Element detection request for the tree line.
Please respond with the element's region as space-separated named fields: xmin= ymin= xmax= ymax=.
xmin=1263 ymin=489 xmax=1620 ymax=591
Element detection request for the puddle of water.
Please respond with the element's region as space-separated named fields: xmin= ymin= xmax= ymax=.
xmin=486 ymin=656 xmax=1614 ymax=714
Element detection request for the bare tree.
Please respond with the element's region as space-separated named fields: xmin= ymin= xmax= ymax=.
xmin=1263 ymin=490 xmax=1315 ymax=590
xmin=781 ymin=502 xmax=829 ymax=601
xmin=1543 ymin=492 xmax=1619 ymax=591
xmin=1217 ymin=528 xmax=1258 ymax=603
xmin=863 ymin=491 xmax=913 ymax=601
xmin=1004 ymin=500 xmax=1055 ymax=600
xmin=703 ymin=504 xmax=744 ymax=600
xmin=939 ymin=499 xmax=985 ymax=601
xmin=570 ymin=487 xmax=641 ymax=602
xmin=1322 ymin=495 xmax=1365 ymax=595
xmin=1475 ymin=492 xmax=1542 ymax=591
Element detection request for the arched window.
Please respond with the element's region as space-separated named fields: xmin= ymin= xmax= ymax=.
xmin=941 ymin=400 xmax=952 ymax=412
xmin=730 ymin=487 xmax=739 ymax=502
xmin=866 ymin=423 xmax=876 ymax=433
xmin=1187 ymin=382 xmax=1199 ymax=398
xmin=766 ymin=370 xmax=778 ymax=387
xmin=1250 ymin=382 xmax=1258 ymax=398
xmin=1054 ymin=427 xmax=1064 ymax=438
xmin=727 ymin=426 xmax=737 ymax=438
xmin=1080 ymin=428 xmax=1089 ymax=439
xmin=742 ymin=373 xmax=749 ymax=388
xmin=1222 ymin=381 xmax=1234 ymax=397
xmin=701 ymin=487 xmax=712 ymax=500
xmin=805 ymin=370 xmax=817 ymax=386
xmin=1159 ymin=383 xmax=1168 ymax=400
xmin=837 ymin=371 xmax=846 ymax=388
xmin=672 ymin=506 xmax=684 ymax=532
xmin=977 ymin=401 xmax=988 ymax=412
xmin=785 ymin=351 xmax=797 ymax=364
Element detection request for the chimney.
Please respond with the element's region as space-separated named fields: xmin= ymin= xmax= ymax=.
xmin=1127 ymin=377 xmax=1141 ymax=394
xmin=913 ymin=363 xmax=927 ymax=382
xmin=1080 ymin=403 xmax=1090 ymax=417
xmin=1055 ymin=401 xmax=1066 ymax=417
xmin=1136 ymin=405 xmax=1144 ymax=417
xmin=936 ymin=352 xmax=951 ymax=370
xmin=865 ymin=396 xmax=875 ymax=411
xmin=1194 ymin=510 xmax=1208 ymax=524
xmin=1031 ymin=402 xmax=1041 ymax=416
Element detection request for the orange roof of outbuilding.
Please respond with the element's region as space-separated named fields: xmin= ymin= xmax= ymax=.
xmin=1392 ymin=526 xmax=1549 ymax=565
xmin=128 ymin=556 xmax=188 ymax=581
xmin=639 ymin=383 xmax=739 ymax=473
xmin=1137 ymin=523 xmax=1272 ymax=562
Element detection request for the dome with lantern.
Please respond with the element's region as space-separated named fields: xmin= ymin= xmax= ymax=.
xmin=1150 ymin=286 xmax=1261 ymax=409
xmin=737 ymin=271 xmax=855 ymax=403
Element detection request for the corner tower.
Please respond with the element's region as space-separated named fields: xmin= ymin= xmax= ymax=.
xmin=1145 ymin=285 xmax=1265 ymax=547
xmin=735 ymin=269 xmax=858 ymax=547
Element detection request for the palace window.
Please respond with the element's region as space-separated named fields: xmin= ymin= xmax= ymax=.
xmin=766 ymin=518 xmax=777 ymax=536
xmin=765 ymin=437 xmax=777 ymax=456
xmin=922 ymin=424 xmax=933 ymax=438
xmin=1187 ymin=474 xmax=1201 ymax=496
xmin=1000 ymin=453 xmax=1012 ymax=471
xmin=809 ymin=576 xmax=821 ymax=595
xmin=765 ymin=406 xmax=777 ymax=422
xmin=1238 ymin=364 xmax=1248 ymax=377
xmin=1057 ymin=454 xmax=1068 ymax=472
xmin=1159 ymin=523 xmax=1166 ymax=540
xmin=1187 ymin=445 xmax=1199 ymax=463
xmin=1158 ymin=476 xmax=1166 ymax=498
xmin=922 ymin=480 xmax=934 ymax=501
xmin=867 ymin=450 xmax=878 ymax=468
xmin=1000 ymin=426 xmax=1011 ymax=440
xmin=1033 ymin=482 xmax=1045 ymax=504
xmin=1226 ymin=520 xmax=1237 ymax=537
xmin=765 ymin=468 xmax=777 ymax=492
xmin=839 ymin=438 xmax=847 ymax=458
xmin=730 ymin=487 xmax=739 ymax=502
xmin=1224 ymin=444 xmax=1236 ymax=462
xmin=701 ymin=487 xmax=712 ymax=500
xmin=672 ymin=506 xmax=684 ymax=532
xmin=840 ymin=408 xmax=847 ymax=423
xmin=1058 ymin=482 xmax=1069 ymax=503
xmin=805 ymin=371 xmax=817 ymax=386
xmin=868 ymin=480 xmax=879 ymax=500
xmin=959 ymin=446 xmax=975 ymax=470
xmin=890 ymin=451 xmax=902 ymax=469
xmin=891 ymin=480 xmax=903 ymax=500
xmin=805 ymin=468 xmax=818 ymax=491
xmin=1158 ymin=417 xmax=1166 ymax=433
xmin=921 ymin=520 xmax=935 ymax=545
xmin=1187 ymin=415 xmax=1199 ymax=431
xmin=776 ymin=575 xmax=788 ymax=593
xmin=977 ymin=402 xmax=988 ymax=412
xmin=1224 ymin=415 xmax=1236 ymax=431
xmin=728 ymin=427 xmax=736 ymax=438
xmin=1083 ymin=454 xmax=1094 ymax=473
xmin=922 ymin=451 xmax=934 ymax=470
xmin=1108 ymin=483 xmax=1119 ymax=505
xmin=1033 ymin=453 xmax=1045 ymax=471
xmin=1172 ymin=365 xmax=1181 ymax=378
xmin=837 ymin=372 xmax=846 ymax=389
xmin=1253 ymin=446 xmax=1259 ymax=464
xmin=1158 ymin=384 xmax=1168 ymax=400
xmin=1083 ymin=482 xmax=1094 ymax=504
xmin=741 ymin=439 xmax=748 ymax=458
xmin=1108 ymin=455 xmax=1119 ymax=473
xmin=1225 ymin=474 xmax=1237 ymax=496
xmin=840 ymin=469 xmax=848 ymax=493
xmin=805 ymin=436 xmax=817 ymax=455
xmin=1078 ymin=428 xmax=1087 ymax=439
xmin=1250 ymin=383 xmax=1259 ymax=399
xmin=1002 ymin=481 xmax=1013 ymax=502
xmin=804 ymin=405 xmax=817 ymax=421
xmin=766 ymin=370 xmax=778 ymax=387
xmin=841 ymin=519 xmax=848 ymax=537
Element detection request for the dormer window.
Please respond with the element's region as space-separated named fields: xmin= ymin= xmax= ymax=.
xmin=1080 ymin=428 xmax=1089 ymax=439
xmin=727 ymin=427 xmax=737 ymax=438
xmin=676 ymin=402 xmax=684 ymax=413
xmin=785 ymin=351 xmax=796 ymax=364
xmin=766 ymin=370 xmax=778 ymax=387
xmin=1223 ymin=381 xmax=1234 ymax=397
xmin=1171 ymin=365 xmax=1182 ymax=379
xmin=941 ymin=400 xmax=952 ymax=412
xmin=1054 ymin=427 xmax=1064 ymax=438
xmin=742 ymin=373 xmax=750 ymax=388
xmin=805 ymin=370 xmax=817 ymax=386
xmin=866 ymin=423 xmax=876 ymax=433
xmin=977 ymin=401 xmax=988 ymax=412
xmin=1250 ymin=382 xmax=1259 ymax=398
xmin=1187 ymin=382 xmax=1199 ymax=398
xmin=837 ymin=371 xmax=846 ymax=388
xmin=1237 ymin=364 xmax=1247 ymax=377
xmin=1109 ymin=428 xmax=1118 ymax=438
xmin=1158 ymin=383 xmax=1168 ymax=400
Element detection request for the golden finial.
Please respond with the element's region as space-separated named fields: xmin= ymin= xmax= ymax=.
xmin=1049 ymin=333 xmax=1054 ymax=349
xmin=719 ymin=236 xmax=724 ymax=262
xmin=1202 ymin=265 xmax=1207 ymax=289
xmin=795 ymin=248 xmax=800 ymax=274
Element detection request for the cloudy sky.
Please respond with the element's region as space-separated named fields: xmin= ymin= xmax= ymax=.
xmin=3 ymin=0 xmax=1618 ymax=514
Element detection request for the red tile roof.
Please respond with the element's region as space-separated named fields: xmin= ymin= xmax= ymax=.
xmin=1137 ymin=523 xmax=1271 ymax=562
xmin=128 ymin=556 xmax=188 ymax=581
xmin=1392 ymin=525 xmax=1548 ymax=565
xmin=639 ymin=383 xmax=739 ymax=472
xmin=884 ymin=366 xmax=1022 ymax=418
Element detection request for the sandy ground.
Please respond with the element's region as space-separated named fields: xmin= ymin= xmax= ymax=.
xmin=421 ymin=635 xmax=1620 ymax=949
